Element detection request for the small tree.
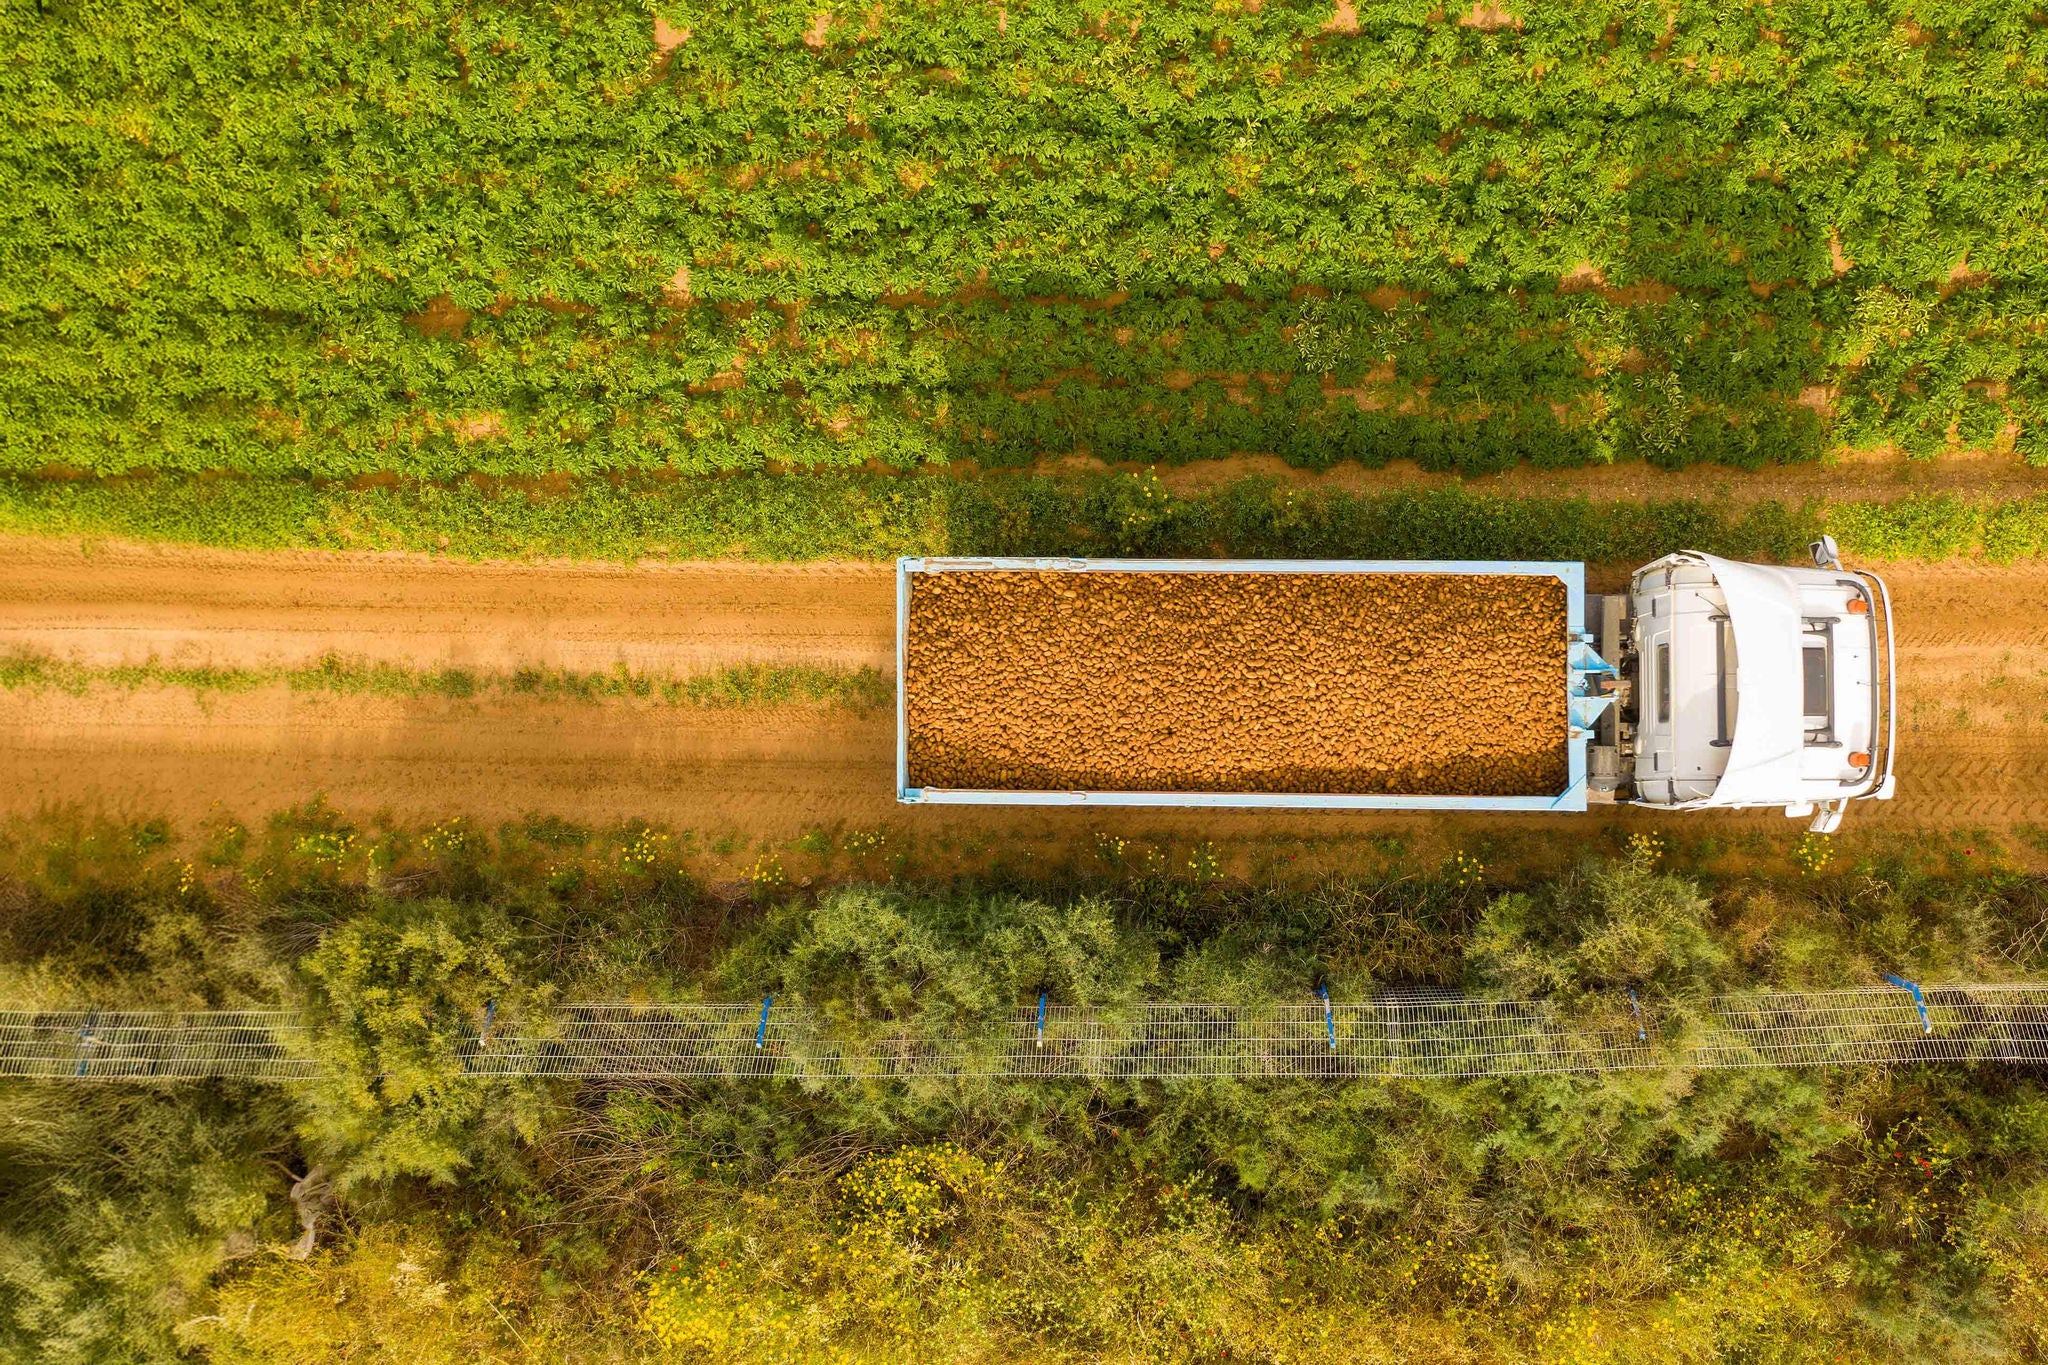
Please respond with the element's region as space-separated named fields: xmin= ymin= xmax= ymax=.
xmin=1468 ymin=858 xmax=1728 ymax=1001
xmin=294 ymin=899 xmax=550 ymax=1188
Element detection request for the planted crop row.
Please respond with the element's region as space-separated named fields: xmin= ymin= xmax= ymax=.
xmin=9 ymin=470 xmax=2047 ymax=565
xmin=2 ymin=0 xmax=2044 ymax=477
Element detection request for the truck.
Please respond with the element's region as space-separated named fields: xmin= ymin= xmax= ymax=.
xmin=896 ymin=539 xmax=1895 ymax=833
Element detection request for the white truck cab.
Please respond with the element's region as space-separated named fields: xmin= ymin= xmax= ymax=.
xmin=1589 ymin=538 xmax=1896 ymax=833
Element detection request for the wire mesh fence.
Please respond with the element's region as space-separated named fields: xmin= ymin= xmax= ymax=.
xmin=0 ymin=1010 xmax=318 ymax=1082
xmin=4 ymin=985 xmax=2045 ymax=1084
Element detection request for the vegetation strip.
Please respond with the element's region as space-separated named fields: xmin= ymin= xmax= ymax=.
xmin=0 ymin=651 xmax=891 ymax=710
xmin=11 ymin=987 xmax=2045 ymax=1082
xmin=4 ymin=805 xmax=2048 ymax=1360
xmin=8 ymin=472 xmax=2048 ymax=564
xmin=7 ymin=2 xmax=2046 ymax=478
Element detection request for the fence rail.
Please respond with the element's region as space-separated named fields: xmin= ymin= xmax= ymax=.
xmin=5 ymin=985 xmax=2046 ymax=1084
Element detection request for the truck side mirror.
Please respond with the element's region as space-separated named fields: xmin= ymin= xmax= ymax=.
xmin=1808 ymin=535 xmax=1841 ymax=570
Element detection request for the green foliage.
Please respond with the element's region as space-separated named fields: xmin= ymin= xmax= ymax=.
xmin=10 ymin=470 xmax=2048 ymax=564
xmin=602 ymin=1065 xmax=2046 ymax=1362
xmin=0 ymin=1084 xmax=299 ymax=1365
xmin=7 ymin=820 xmax=2048 ymax=1359
xmin=4 ymin=0 xmax=2045 ymax=483
xmin=1468 ymin=858 xmax=1728 ymax=999
xmin=0 ymin=649 xmax=890 ymax=712
xmin=294 ymin=901 xmax=551 ymax=1187
xmin=1290 ymin=296 xmax=1357 ymax=377
xmin=777 ymin=886 xmax=1154 ymax=1023
xmin=0 ymin=829 xmax=277 ymax=1012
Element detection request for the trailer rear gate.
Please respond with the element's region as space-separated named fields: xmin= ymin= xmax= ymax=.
xmin=899 ymin=558 xmax=1588 ymax=808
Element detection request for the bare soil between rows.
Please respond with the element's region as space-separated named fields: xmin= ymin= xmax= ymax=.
xmin=906 ymin=571 xmax=1566 ymax=796
xmin=1 ymin=537 xmax=2044 ymax=867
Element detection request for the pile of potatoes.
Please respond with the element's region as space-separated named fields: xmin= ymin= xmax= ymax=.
xmin=905 ymin=570 xmax=1568 ymax=796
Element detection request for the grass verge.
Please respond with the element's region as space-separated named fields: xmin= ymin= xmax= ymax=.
xmin=0 ymin=651 xmax=892 ymax=710
xmin=6 ymin=472 xmax=2048 ymax=564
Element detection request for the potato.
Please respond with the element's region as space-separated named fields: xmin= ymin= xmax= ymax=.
xmin=904 ymin=571 xmax=1568 ymax=796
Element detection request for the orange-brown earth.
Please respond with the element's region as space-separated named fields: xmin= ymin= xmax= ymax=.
xmin=0 ymin=539 xmax=894 ymax=674
xmin=0 ymin=536 xmax=2042 ymax=869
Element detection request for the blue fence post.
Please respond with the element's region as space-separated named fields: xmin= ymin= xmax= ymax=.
xmin=1035 ymin=992 xmax=1048 ymax=1050
xmin=1627 ymin=988 xmax=1646 ymax=1044
xmin=1317 ymin=985 xmax=1337 ymax=1051
xmin=74 ymin=1019 xmax=96 ymax=1078
xmin=1883 ymin=975 xmax=1933 ymax=1035
xmin=755 ymin=994 xmax=773 ymax=1050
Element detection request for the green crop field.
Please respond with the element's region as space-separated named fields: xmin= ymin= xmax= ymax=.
xmin=4 ymin=0 xmax=2045 ymax=482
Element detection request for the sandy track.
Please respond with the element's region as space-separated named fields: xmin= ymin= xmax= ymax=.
xmin=0 ymin=537 xmax=896 ymax=673
xmin=0 ymin=688 xmax=898 ymax=830
xmin=0 ymin=541 xmax=2042 ymax=852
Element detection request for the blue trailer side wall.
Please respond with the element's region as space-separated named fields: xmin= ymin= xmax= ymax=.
xmin=897 ymin=557 xmax=1603 ymax=812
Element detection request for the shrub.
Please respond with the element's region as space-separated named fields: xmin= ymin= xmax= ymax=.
xmin=294 ymin=901 xmax=551 ymax=1187
xmin=1467 ymin=858 xmax=1728 ymax=1000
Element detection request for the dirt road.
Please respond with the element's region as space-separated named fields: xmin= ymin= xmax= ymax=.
xmin=1 ymin=537 xmax=2041 ymax=864
xmin=0 ymin=538 xmax=896 ymax=674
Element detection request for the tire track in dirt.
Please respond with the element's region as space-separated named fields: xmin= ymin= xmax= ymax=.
xmin=0 ymin=542 xmax=2041 ymax=855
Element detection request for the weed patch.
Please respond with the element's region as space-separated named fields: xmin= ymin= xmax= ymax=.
xmin=0 ymin=651 xmax=891 ymax=711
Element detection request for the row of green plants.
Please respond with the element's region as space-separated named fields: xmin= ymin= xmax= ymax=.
xmin=3 ymin=0 xmax=2043 ymax=478
xmin=0 ymin=650 xmax=891 ymax=710
xmin=9 ymin=469 xmax=2047 ymax=563
xmin=2 ymin=807 xmax=2046 ymax=1361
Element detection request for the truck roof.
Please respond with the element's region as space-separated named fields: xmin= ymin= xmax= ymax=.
xmin=1694 ymin=554 xmax=1810 ymax=806
xmin=1632 ymin=552 xmax=1885 ymax=810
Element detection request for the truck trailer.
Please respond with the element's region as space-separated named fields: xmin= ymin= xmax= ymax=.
xmin=895 ymin=541 xmax=1895 ymax=832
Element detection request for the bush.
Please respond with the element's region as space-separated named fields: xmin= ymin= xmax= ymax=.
xmin=294 ymin=901 xmax=552 ymax=1188
xmin=4 ymin=818 xmax=2048 ymax=1360
xmin=1468 ymin=858 xmax=1729 ymax=1001
xmin=0 ymin=1084 xmax=300 ymax=1365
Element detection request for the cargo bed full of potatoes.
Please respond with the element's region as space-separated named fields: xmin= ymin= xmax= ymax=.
xmin=903 ymin=568 xmax=1569 ymax=798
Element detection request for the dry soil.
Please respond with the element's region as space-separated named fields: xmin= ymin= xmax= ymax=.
xmin=0 ymin=537 xmax=894 ymax=673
